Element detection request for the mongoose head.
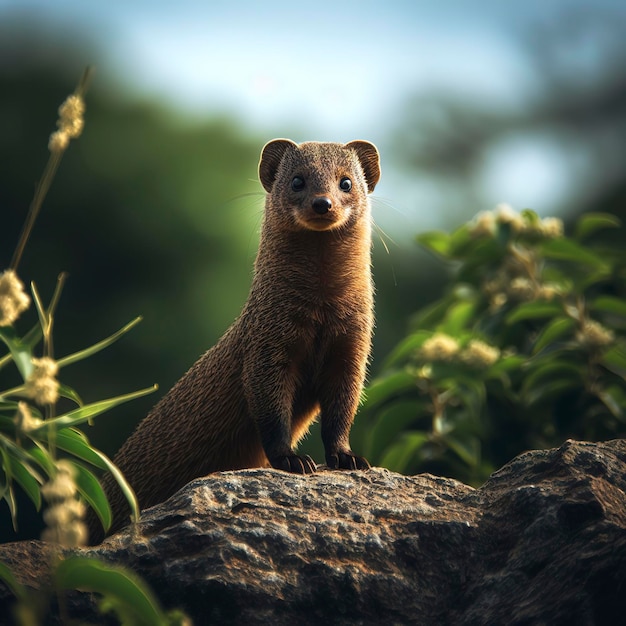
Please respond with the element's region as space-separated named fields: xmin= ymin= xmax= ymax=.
xmin=259 ymin=139 xmax=380 ymax=232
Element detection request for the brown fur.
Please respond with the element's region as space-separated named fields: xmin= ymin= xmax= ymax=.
xmin=91 ymin=139 xmax=381 ymax=542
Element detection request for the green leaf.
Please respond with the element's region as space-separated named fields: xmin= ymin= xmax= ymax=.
xmin=7 ymin=453 xmax=42 ymax=511
xmin=457 ymin=239 xmax=505 ymax=282
xmin=29 ymin=385 xmax=158 ymax=434
xmin=597 ymin=389 xmax=623 ymax=419
xmin=505 ymin=301 xmax=562 ymax=325
xmin=0 ymin=403 xmax=20 ymax=424
xmin=454 ymin=375 xmax=486 ymax=419
xmin=54 ymin=428 xmax=108 ymax=469
xmin=43 ymin=429 xmax=138 ymax=525
xmin=382 ymin=331 xmax=431 ymax=369
xmin=443 ymin=433 xmax=480 ymax=468
xmin=0 ymin=323 xmax=42 ymax=372
xmin=57 ymin=317 xmax=143 ymax=369
xmin=0 ymin=560 xmax=27 ymax=602
xmin=0 ymin=447 xmax=18 ymax=530
xmin=524 ymin=378 xmax=580 ymax=408
xmin=540 ymin=238 xmax=608 ymax=270
xmin=601 ymin=345 xmax=626 ymax=380
xmin=58 ymin=383 xmax=83 ymax=407
xmin=448 ymin=224 xmax=474 ymax=257
xmin=72 ymin=462 xmax=112 ymax=533
xmin=366 ymin=400 xmax=426 ymax=462
xmin=416 ymin=231 xmax=450 ymax=257
xmin=521 ymin=208 xmax=541 ymax=226
xmin=29 ymin=444 xmax=56 ymax=475
xmin=522 ymin=360 xmax=582 ymax=400
xmin=577 ymin=268 xmax=614 ymax=293
xmin=411 ymin=296 xmax=455 ymax=331
xmin=362 ymin=371 xmax=417 ymax=409
xmin=30 ymin=282 xmax=49 ymax=339
xmin=379 ymin=431 xmax=429 ymax=474
xmin=486 ymin=354 xmax=526 ymax=378
xmin=590 ymin=296 xmax=626 ymax=319
xmin=574 ymin=212 xmax=621 ymax=241
xmin=89 ymin=448 xmax=140 ymax=525
xmin=55 ymin=557 xmax=168 ymax=626
xmin=0 ymin=327 xmax=34 ymax=380
xmin=532 ymin=317 xmax=576 ymax=354
xmin=438 ymin=301 xmax=476 ymax=335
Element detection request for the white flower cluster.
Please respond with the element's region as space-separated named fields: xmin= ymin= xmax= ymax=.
xmin=469 ymin=204 xmax=563 ymax=239
xmin=24 ymin=356 xmax=60 ymax=405
xmin=48 ymin=94 xmax=85 ymax=153
xmin=483 ymin=274 xmax=564 ymax=311
xmin=0 ymin=269 xmax=30 ymax=327
xmin=420 ymin=334 xmax=500 ymax=369
xmin=576 ymin=319 xmax=614 ymax=350
xmin=481 ymin=243 xmax=565 ymax=312
xmin=14 ymin=401 xmax=43 ymax=433
xmin=461 ymin=339 xmax=501 ymax=368
xmin=41 ymin=460 xmax=88 ymax=547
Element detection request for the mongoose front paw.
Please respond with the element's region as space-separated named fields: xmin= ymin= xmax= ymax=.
xmin=270 ymin=454 xmax=317 ymax=474
xmin=326 ymin=451 xmax=371 ymax=470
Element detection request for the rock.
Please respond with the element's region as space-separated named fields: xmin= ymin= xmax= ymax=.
xmin=0 ymin=439 xmax=625 ymax=625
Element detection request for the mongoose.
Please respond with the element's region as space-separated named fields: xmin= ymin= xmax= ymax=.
xmin=92 ymin=139 xmax=381 ymax=542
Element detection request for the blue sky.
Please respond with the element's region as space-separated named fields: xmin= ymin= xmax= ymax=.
xmin=3 ymin=0 xmax=550 ymax=134
xmin=3 ymin=0 xmax=625 ymax=232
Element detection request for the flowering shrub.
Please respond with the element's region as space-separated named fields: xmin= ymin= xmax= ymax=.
xmin=361 ymin=205 xmax=626 ymax=484
xmin=0 ymin=69 xmax=189 ymax=626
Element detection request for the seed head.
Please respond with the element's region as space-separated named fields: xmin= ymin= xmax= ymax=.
xmin=14 ymin=401 xmax=43 ymax=433
xmin=41 ymin=460 xmax=87 ymax=547
xmin=0 ymin=270 xmax=30 ymax=326
xmin=576 ymin=319 xmax=614 ymax=349
xmin=461 ymin=339 xmax=500 ymax=368
xmin=41 ymin=521 xmax=88 ymax=548
xmin=494 ymin=203 xmax=525 ymax=233
xmin=540 ymin=217 xmax=564 ymax=238
xmin=48 ymin=93 xmax=85 ymax=153
xmin=58 ymin=94 xmax=85 ymax=125
xmin=489 ymin=292 xmax=508 ymax=312
xmin=24 ymin=357 xmax=59 ymax=405
xmin=508 ymin=277 xmax=535 ymax=301
xmin=469 ymin=211 xmax=496 ymax=238
xmin=48 ymin=130 xmax=70 ymax=153
xmin=536 ymin=283 xmax=563 ymax=301
xmin=420 ymin=333 xmax=460 ymax=362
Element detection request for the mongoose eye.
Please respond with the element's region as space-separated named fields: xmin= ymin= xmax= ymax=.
xmin=339 ymin=177 xmax=352 ymax=192
xmin=291 ymin=176 xmax=305 ymax=192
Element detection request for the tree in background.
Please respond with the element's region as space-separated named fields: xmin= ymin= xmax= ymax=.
xmin=390 ymin=9 xmax=626 ymax=227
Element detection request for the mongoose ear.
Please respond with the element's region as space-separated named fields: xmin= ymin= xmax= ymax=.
xmin=346 ymin=141 xmax=381 ymax=193
xmin=259 ymin=139 xmax=298 ymax=192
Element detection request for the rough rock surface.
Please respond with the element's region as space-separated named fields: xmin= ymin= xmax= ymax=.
xmin=1 ymin=439 xmax=625 ymax=625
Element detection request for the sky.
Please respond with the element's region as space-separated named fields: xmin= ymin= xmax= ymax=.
xmin=2 ymin=0 xmax=625 ymax=233
xmin=2 ymin=0 xmax=557 ymax=132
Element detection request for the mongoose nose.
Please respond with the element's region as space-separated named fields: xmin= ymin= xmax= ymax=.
xmin=312 ymin=197 xmax=332 ymax=215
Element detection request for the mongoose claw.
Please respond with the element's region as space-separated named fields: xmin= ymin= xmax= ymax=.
xmin=270 ymin=454 xmax=317 ymax=474
xmin=326 ymin=451 xmax=371 ymax=471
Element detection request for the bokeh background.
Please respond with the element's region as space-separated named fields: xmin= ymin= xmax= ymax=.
xmin=2 ymin=0 xmax=626 ymax=539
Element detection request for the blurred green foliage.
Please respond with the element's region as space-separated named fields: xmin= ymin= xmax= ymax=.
xmin=0 ymin=68 xmax=192 ymax=624
xmin=358 ymin=208 xmax=626 ymax=485
xmin=2 ymin=555 xmax=189 ymax=625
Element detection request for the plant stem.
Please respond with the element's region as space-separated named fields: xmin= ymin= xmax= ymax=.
xmin=10 ymin=67 xmax=94 ymax=272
